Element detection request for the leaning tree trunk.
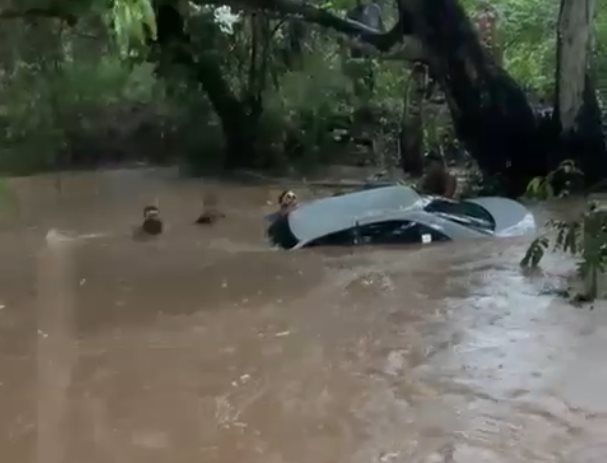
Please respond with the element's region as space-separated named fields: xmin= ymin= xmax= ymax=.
xmin=554 ymin=0 xmax=606 ymax=184
xmin=399 ymin=62 xmax=426 ymax=176
xmin=400 ymin=0 xmax=547 ymax=196
xmin=251 ymin=0 xmax=547 ymax=194
xmin=153 ymin=2 xmax=258 ymax=169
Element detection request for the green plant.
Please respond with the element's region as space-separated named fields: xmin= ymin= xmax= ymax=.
xmin=520 ymin=201 xmax=607 ymax=299
xmin=520 ymin=218 xmax=583 ymax=268
xmin=525 ymin=159 xmax=583 ymax=199
xmin=520 ymin=236 xmax=549 ymax=268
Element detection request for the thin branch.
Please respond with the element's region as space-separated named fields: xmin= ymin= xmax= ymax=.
xmin=270 ymin=17 xmax=286 ymax=37
xmin=341 ymin=35 xmax=428 ymax=63
xmin=0 ymin=7 xmax=77 ymax=25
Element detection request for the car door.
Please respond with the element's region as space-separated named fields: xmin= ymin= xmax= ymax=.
xmin=353 ymin=220 xmax=450 ymax=245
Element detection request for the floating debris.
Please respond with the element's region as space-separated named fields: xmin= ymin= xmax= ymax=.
xmin=378 ymin=451 xmax=401 ymax=462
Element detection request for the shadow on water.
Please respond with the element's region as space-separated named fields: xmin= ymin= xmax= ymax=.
xmin=1 ymin=168 xmax=607 ymax=462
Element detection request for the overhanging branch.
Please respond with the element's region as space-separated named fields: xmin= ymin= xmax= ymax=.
xmin=193 ymin=0 xmax=416 ymax=54
xmin=0 ymin=7 xmax=77 ymax=25
xmin=342 ymin=35 xmax=428 ymax=63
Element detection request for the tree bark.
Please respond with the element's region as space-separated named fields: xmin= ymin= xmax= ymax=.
xmin=399 ymin=62 xmax=425 ymax=176
xmin=398 ymin=0 xmax=546 ymax=195
xmin=154 ymin=1 xmax=257 ymax=169
xmin=190 ymin=0 xmax=606 ymax=193
xmin=185 ymin=50 xmax=257 ymax=168
xmin=554 ymin=0 xmax=606 ymax=184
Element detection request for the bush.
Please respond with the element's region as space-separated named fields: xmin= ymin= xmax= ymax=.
xmin=260 ymin=52 xmax=356 ymax=171
xmin=0 ymin=56 xmax=170 ymax=174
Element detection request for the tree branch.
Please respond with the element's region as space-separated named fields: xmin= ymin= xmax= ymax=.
xmin=0 ymin=7 xmax=77 ymax=25
xmin=341 ymin=35 xmax=428 ymax=63
xmin=194 ymin=0 xmax=414 ymax=53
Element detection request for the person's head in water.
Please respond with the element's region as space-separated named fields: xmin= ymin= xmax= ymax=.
xmin=278 ymin=190 xmax=298 ymax=212
xmin=142 ymin=205 xmax=162 ymax=235
xmin=143 ymin=205 xmax=159 ymax=219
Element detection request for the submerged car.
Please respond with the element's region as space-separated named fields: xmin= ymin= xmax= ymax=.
xmin=267 ymin=185 xmax=535 ymax=250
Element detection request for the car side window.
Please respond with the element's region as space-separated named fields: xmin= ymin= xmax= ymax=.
xmin=355 ymin=220 xmax=450 ymax=245
xmin=307 ymin=220 xmax=450 ymax=247
xmin=308 ymin=228 xmax=356 ymax=247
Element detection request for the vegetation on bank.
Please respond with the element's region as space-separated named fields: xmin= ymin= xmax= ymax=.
xmin=0 ymin=0 xmax=607 ymax=186
xmin=521 ymin=161 xmax=607 ymax=302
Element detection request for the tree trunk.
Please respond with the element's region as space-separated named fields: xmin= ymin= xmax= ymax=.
xmin=236 ymin=0 xmax=547 ymax=194
xmin=400 ymin=0 xmax=546 ymax=196
xmin=283 ymin=19 xmax=306 ymax=69
xmin=399 ymin=62 xmax=425 ymax=176
xmin=164 ymin=0 xmax=607 ymax=192
xmin=153 ymin=2 xmax=257 ymax=169
xmin=554 ymin=0 xmax=606 ymax=184
xmin=194 ymin=54 xmax=256 ymax=168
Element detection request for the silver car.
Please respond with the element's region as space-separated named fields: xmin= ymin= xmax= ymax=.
xmin=267 ymin=185 xmax=535 ymax=249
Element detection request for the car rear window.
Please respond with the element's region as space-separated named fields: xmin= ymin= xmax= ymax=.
xmin=423 ymin=199 xmax=495 ymax=232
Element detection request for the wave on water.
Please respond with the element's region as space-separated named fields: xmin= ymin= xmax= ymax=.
xmin=45 ymin=228 xmax=112 ymax=243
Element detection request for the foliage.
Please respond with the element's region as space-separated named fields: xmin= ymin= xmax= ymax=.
xmin=262 ymin=50 xmax=356 ymax=169
xmin=520 ymin=159 xmax=603 ymax=296
xmin=520 ymin=202 xmax=607 ymax=300
xmin=495 ymin=0 xmax=558 ymax=95
xmin=520 ymin=159 xmax=607 ymax=298
xmin=524 ymin=159 xmax=583 ymax=200
xmin=110 ymin=0 xmax=157 ymax=56
xmin=520 ymin=236 xmax=549 ymax=268
xmin=0 ymin=0 xmax=606 ymax=174
xmin=520 ymin=218 xmax=582 ymax=269
xmin=0 ymin=53 xmax=169 ymax=173
xmin=460 ymin=0 xmax=606 ymax=96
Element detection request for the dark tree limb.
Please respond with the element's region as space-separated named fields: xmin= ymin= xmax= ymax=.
xmin=194 ymin=0 xmax=410 ymax=52
xmin=183 ymin=0 xmax=570 ymax=194
xmin=0 ymin=7 xmax=77 ymax=25
xmin=154 ymin=2 xmax=255 ymax=168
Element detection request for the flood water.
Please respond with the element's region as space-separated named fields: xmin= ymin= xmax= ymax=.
xmin=1 ymin=167 xmax=607 ymax=463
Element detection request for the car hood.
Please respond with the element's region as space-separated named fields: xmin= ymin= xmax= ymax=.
xmin=466 ymin=197 xmax=536 ymax=236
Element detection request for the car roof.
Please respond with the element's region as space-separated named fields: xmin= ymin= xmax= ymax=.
xmin=287 ymin=185 xmax=423 ymax=243
xmin=291 ymin=208 xmax=487 ymax=249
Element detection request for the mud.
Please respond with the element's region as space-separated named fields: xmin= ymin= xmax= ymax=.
xmin=0 ymin=167 xmax=606 ymax=463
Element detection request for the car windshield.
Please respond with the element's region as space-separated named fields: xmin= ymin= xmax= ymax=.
xmin=423 ymin=198 xmax=495 ymax=232
xmin=308 ymin=220 xmax=450 ymax=247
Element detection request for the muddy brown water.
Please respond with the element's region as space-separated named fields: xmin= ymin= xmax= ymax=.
xmin=1 ymin=168 xmax=606 ymax=463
